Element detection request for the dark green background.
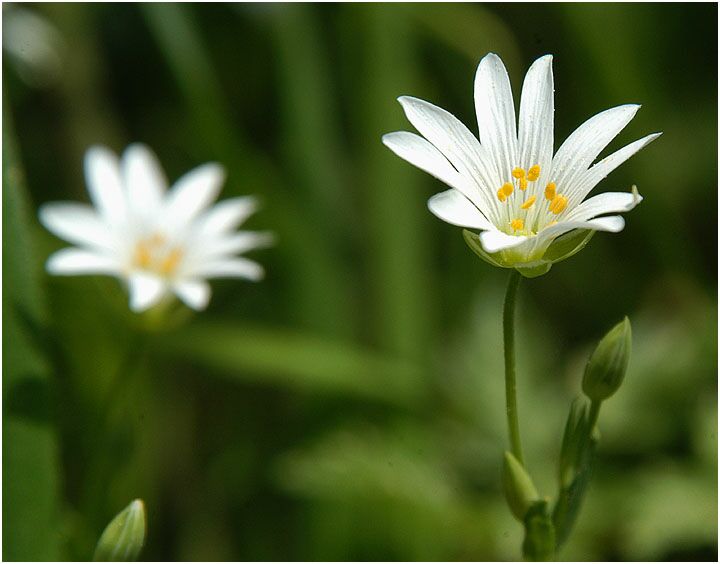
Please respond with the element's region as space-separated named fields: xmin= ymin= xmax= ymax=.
xmin=4 ymin=3 xmax=717 ymax=561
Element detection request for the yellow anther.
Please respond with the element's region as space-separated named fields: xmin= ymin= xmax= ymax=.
xmin=134 ymin=242 xmax=153 ymax=269
xmin=519 ymin=177 xmax=528 ymax=191
xmin=502 ymin=182 xmax=514 ymax=196
xmin=527 ymin=165 xmax=541 ymax=181
xmin=521 ymin=195 xmax=537 ymax=210
xmin=512 ymin=167 xmax=526 ymax=179
xmin=148 ymin=233 xmax=166 ymax=246
xmin=545 ymin=182 xmax=557 ymax=201
xmin=497 ymin=188 xmax=507 ymax=202
xmin=549 ymin=194 xmax=568 ymax=214
xmin=548 ymin=221 xmax=558 ymax=226
xmin=159 ymin=248 xmax=183 ymax=275
xmin=510 ymin=218 xmax=524 ymax=231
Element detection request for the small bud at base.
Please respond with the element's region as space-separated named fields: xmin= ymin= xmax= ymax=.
xmin=93 ymin=499 xmax=146 ymax=562
xmin=502 ymin=451 xmax=539 ymax=521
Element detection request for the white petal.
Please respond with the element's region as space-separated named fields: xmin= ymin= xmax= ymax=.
xmin=427 ymin=189 xmax=494 ymax=230
xmin=174 ymin=280 xmax=211 ymax=310
xmin=193 ymin=196 xmax=259 ymax=239
xmin=396 ymin=97 xmax=499 ymax=219
xmin=474 ymin=53 xmax=518 ymax=184
xmin=565 ymin=191 xmax=643 ymax=223
xmin=84 ymin=146 xmax=126 ymax=225
xmin=201 ymin=231 xmax=275 ymax=257
xmin=382 ymin=131 xmax=468 ymax=193
xmin=128 ymin=272 xmax=166 ymax=312
xmin=533 ymin=216 xmax=626 ymax=250
xmin=479 ymin=229 xmax=528 ymax=254
xmin=189 ymin=258 xmax=265 ymax=281
xmin=569 ymin=133 xmax=661 ymax=205
xmin=122 ymin=144 xmax=167 ymax=219
xmin=551 ymin=104 xmax=640 ymax=195
xmin=46 ymin=248 xmax=120 ymax=275
xmin=39 ymin=203 xmax=115 ymax=250
xmin=163 ymin=163 xmax=225 ymax=232
xmin=518 ymin=55 xmax=554 ymax=175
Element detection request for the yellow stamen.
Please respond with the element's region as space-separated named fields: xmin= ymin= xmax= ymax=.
xmin=527 ymin=165 xmax=541 ymax=181
xmin=544 ymin=182 xmax=557 ymax=201
xmin=510 ymin=218 xmax=524 ymax=231
xmin=497 ymin=188 xmax=507 ymax=202
xmin=502 ymin=182 xmax=514 ymax=196
xmin=148 ymin=233 xmax=166 ymax=246
xmin=159 ymin=248 xmax=183 ymax=275
xmin=519 ymin=177 xmax=528 ymax=191
xmin=549 ymin=194 xmax=568 ymax=214
xmin=548 ymin=221 xmax=558 ymax=226
xmin=521 ymin=195 xmax=537 ymax=210
xmin=512 ymin=167 xmax=525 ymax=179
xmin=134 ymin=242 xmax=153 ymax=269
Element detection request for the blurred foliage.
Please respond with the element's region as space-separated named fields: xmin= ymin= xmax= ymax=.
xmin=3 ymin=2 xmax=717 ymax=561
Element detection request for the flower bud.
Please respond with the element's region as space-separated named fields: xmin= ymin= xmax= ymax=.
xmin=582 ymin=317 xmax=632 ymax=401
xmin=502 ymin=451 xmax=539 ymax=521
xmin=93 ymin=499 xmax=146 ymax=561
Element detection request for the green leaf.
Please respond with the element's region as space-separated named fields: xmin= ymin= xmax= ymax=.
xmin=157 ymin=322 xmax=425 ymax=407
xmin=522 ymin=500 xmax=556 ymax=561
xmin=552 ymin=398 xmax=599 ymax=548
xmin=93 ymin=499 xmax=146 ymax=561
xmin=2 ymin=103 xmax=63 ymax=560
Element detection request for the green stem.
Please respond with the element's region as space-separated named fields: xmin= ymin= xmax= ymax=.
xmin=503 ymin=269 xmax=524 ymax=465
xmin=588 ymin=400 xmax=601 ymax=433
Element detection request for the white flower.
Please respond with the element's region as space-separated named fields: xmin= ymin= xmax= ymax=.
xmin=383 ymin=53 xmax=661 ymax=274
xmin=39 ymin=144 xmax=272 ymax=312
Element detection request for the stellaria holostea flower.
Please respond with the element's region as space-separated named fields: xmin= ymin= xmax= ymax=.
xmin=383 ymin=53 xmax=661 ymax=277
xmin=39 ymin=144 xmax=272 ymax=312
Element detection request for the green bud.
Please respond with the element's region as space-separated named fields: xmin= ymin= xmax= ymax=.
xmin=93 ymin=499 xmax=146 ymax=562
xmin=502 ymin=451 xmax=539 ymax=521
xmin=582 ymin=317 xmax=632 ymax=401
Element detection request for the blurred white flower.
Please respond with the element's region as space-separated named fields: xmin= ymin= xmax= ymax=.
xmin=2 ymin=5 xmax=64 ymax=87
xmin=39 ymin=144 xmax=272 ymax=312
xmin=383 ymin=53 xmax=661 ymax=271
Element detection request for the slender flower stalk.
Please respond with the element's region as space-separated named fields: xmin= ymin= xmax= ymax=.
xmin=39 ymin=144 xmax=272 ymax=312
xmin=503 ymin=270 xmax=524 ymax=464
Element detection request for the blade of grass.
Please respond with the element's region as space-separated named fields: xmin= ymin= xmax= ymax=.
xmin=157 ymin=322 xmax=426 ymax=408
xmin=2 ymin=101 xmax=63 ymax=560
xmin=141 ymin=3 xmax=351 ymax=334
xmin=351 ymin=4 xmax=434 ymax=361
xmin=269 ymin=4 xmax=351 ymax=238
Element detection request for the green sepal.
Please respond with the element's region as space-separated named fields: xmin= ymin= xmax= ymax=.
xmin=515 ymin=261 xmax=552 ymax=278
xmin=522 ymin=500 xmax=556 ymax=562
xmin=552 ymin=398 xmax=599 ymax=548
xmin=462 ymin=229 xmax=507 ymax=269
xmin=93 ymin=499 xmax=146 ymax=561
xmin=502 ymin=451 xmax=539 ymax=521
xmin=462 ymin=228 xmax=596 ymax=279
xmin=543 ymin=229 xmax=595 ymax=264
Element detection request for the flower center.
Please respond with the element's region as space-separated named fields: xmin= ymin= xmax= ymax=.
xmin=131 ymin=234 xmax=184 ymax=276
xmin=495 ymin=165 xmax=569 ymax=234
